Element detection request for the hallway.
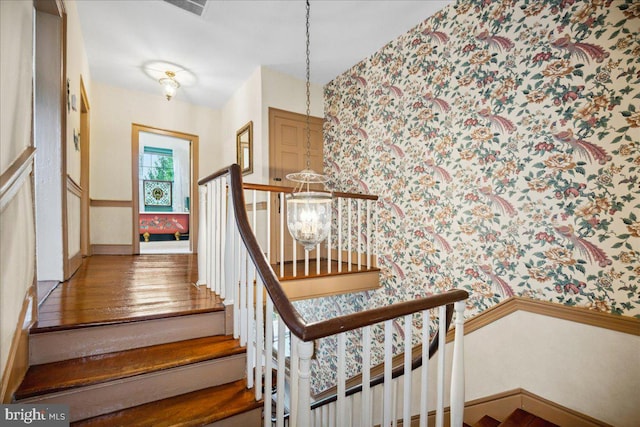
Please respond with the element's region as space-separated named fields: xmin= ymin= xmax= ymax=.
xmin=35 ymin=254 xmax=222 ymax=331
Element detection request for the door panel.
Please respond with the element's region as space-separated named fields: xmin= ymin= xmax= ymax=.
xmin=269 ymin=108 xmax=324 ymax=265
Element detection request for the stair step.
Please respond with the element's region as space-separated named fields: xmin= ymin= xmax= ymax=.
xmin=16 ymin=336 xmax=246 ymax=422
xmin=500 ymin=408 xmax=559 ymax=427
xmin=16 ymin=335 xmax=244 ymax=399
xmin=71 ymin=379 xmax=262 ymax=427
xmin=474 ymin=415 xmax=501 ymax=427
xmin=30 ymin=310 xmax=226 ymax=364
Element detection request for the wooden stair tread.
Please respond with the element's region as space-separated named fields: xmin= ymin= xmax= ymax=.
xmin=16 ymin=335 xmax=244 ymax=399
xmin=499 ymin=408 xmax=559 ymax=427
xmin=32 ymin=304 xmax=225 ymax=333
xmin=474 ymin=415 xmax=501 ymax=427
xmin=71 ymin=379 xmax=262 ymax=427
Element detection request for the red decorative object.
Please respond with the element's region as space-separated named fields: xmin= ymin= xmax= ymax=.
xmin=139 ymin=213 xmax=189 ymax=241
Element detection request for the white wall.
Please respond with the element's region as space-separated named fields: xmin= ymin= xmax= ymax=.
xmin=261 ymin=66 xmax=324 ymax=183
xmin=90 ymin=82 xmax=221 ymax=245
xmin=65 ymin=0 xmax=91 ymax=185
xmin=220 ymin=67 xmax=262 ymax=181
xmin=400 ymin=312 xmax=640 ymax=427
xmin=34 ymin=10 xmax=64 ymax=281
xmin=0 ymin=0 xmax=35 ymax=381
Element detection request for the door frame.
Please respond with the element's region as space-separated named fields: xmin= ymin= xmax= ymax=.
xmin=79 ymin=77 xmax=91 ymax=256
xmin=131 ymin=124 xmax=199 ymax=255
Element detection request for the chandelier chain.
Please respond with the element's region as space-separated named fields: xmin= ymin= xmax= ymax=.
xmin=305 ymin=0 xmax=311 ymax=170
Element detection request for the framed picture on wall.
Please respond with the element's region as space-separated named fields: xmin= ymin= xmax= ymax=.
xmin=144 ymin=180 xmax=172 ymax=207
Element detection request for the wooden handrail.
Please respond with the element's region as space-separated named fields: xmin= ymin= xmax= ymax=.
xmin=242 ymin=182 xmax=379 ymax=201
xmin=199 ymin=164 xmax=469 ymax=342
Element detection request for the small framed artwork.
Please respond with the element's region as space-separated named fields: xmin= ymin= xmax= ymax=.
xmin=236 ymin=121 xmax=253 ymax=176
xmin=144 ymin=180 xmax=172 ymax=207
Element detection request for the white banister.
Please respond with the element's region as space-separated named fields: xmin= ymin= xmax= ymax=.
xmin=357 ymin=199 xmax=362 ymax=271
xmin=197 ymin=185 xmax=207 ymax=286
xmin=362 ymin=326 xmax=372 ymax=427
xmin=337 ymin=332 xmax=346 ymax=426
xmin=450 ymin=300 xmax=466 ymax=427
xmin=419 ymin=310 xmax=430 ymax=427
xmin=383 ymin=319 xmax=393 ymax=427
xmin=264 ymin=298 xmax=274 ymax=427
xmin=436 ymin=305 xmax=447 ymax=427
xmin=403 ymin=314 xmax=412 ymax=426
xmin=347 ymin=200 xmax=352 ymax=271
xmin=198 ymin=170 xmax=466 ymax=427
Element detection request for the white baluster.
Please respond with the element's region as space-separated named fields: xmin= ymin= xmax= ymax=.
xmin=347 ymin=200 xmax=352 ymax=271
xmin=305 ymin=248 xmax=309 ymax=276
xmin=240 ymin=246 xmax=247 ymax=347
xmin=255 ymin=278 xmax=264 ymax=401
xmin=420 ymin=310 xmax=430 ymax=427
xmin=403 ymin=314 xmax=412 ymax=426
xmin=362 ymin=326 xmax=372 ymax=427
xmin=383 ymin=319 xmax=393 ymax=427
xmin=219 ymin=179 xmax=227 ymax=299
xmin=366 ymin=200 xmax=371 ymax=269
xmin=317 ymin=243 xmax=321 ymax=275
xmin=357 ymin=199 xmax=362 ymax=271
xmin=267 ymin=194 xmax=271 ymax=264
xmin=276 ymin=317 xmax=286 ymax=427
xmin=337 ymin=332 xmax=346 ymax=427
xmin=213 ymin=180 xmax=220 ymax=294
xmin=197 ymin=185 xmax=207 ymax=286
xmin=264 ymin=299 xmax=274 ymax=427
xmin=436 ymin=305 xmax=446 ymax=427
xmin=233 ymin=230 xmax=241 ymax=340
xmin=291 ymin=333 xmax=299 ymax=427
xmin=338 ymin=198 xmax=343 ymax=272
xmin=206 ymin=182 xmax=213 ymax=290
xmin=280 ymin=192 xmax=284 ymax=278
xmin=247 ymin=259 xmax=255 ymax=389
xmin=450 ymin=300 xmax=466 ymax=427
xmin=327 ymin=199 xmax=332 ymax=274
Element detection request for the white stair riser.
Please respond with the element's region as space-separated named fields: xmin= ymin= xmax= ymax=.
xmin=30 ymin=311 xmax=225 ymax=364
xmin=18 ymin=353 xmax=246 ymax=422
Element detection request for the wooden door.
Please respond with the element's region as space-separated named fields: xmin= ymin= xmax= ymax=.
xmin=268 ymin=108 xmax=324 ymax=264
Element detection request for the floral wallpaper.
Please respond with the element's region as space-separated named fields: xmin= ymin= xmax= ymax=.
xmin=293 ymin=0 xmax=640 ymax=394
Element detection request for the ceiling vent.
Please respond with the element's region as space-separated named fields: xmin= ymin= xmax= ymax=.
xmin=163 ymin=0 xmax=207 ymax=17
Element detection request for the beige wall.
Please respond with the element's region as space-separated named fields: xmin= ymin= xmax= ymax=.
xmin=89 ymin=82 xmax=221 ymax=245
xmin=414 ymin=312 xmax=640 ymax=427
xmin=220 ymin=67 xmax=263 ymax=181
xmin=0 ymin=0 xmax=35 ymax=380
xmin=261 ymin=66 xmax=324 ymax=183
xmin=65 ymin=0 xmax=91 ymax=185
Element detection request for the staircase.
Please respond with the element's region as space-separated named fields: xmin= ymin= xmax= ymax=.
xmin=465 ymin=408 xmax=558 ymax=427
xmin=13 ymin=257 xmax=263 ymax=426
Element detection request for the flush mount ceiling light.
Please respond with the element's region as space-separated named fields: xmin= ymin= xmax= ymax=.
xmin=159 ymin=70 xmax=180 ymax=101
xmin=285 ymin=0 xmax=332 ymax=252
xmin=142 ymin=61 xmax=196 ymax=102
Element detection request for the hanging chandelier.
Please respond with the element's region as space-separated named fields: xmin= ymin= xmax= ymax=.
xmin=159 ymin=70 xmax=180 ymax=101
xmin=285 ymin=0 xmax=332 ymax=252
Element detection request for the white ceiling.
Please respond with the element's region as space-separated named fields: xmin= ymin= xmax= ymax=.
xmin=76 ymin=0 xmax=454 ymax=109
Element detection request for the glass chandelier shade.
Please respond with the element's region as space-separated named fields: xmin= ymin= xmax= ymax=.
xmin=286 ymin=190 xmax=332 ymax=251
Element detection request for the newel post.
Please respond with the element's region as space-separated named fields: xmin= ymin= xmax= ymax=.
xmin=196 ymin=185 xmax=207 ymax=286
xmin=450 ymin=300 xmax=466 ymax=427
xmin=296 ymin=339 xmax=314 ymax=427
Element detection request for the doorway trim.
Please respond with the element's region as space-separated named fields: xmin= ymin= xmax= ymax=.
xmin=79 ymin=77 xmax=91 ymax=257
xmin=131 ymin=124 xmax=199 ymax=255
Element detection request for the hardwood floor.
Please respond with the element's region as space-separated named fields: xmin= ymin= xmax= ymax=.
xmin=35 ymin=255 xmax=223 ymax=331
